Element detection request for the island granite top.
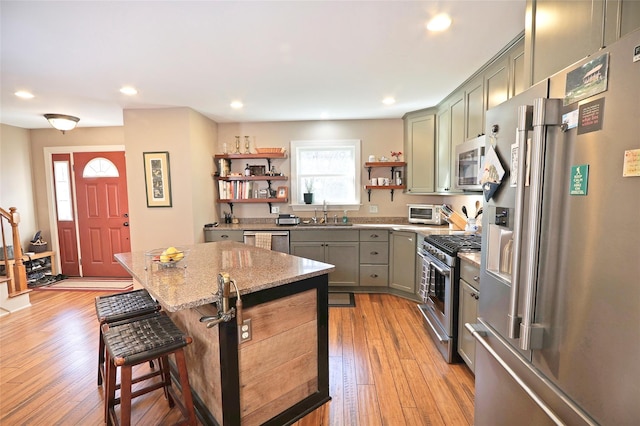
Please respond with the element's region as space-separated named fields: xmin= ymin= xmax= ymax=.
xmin=115 ymin=241 xmax=335 ymax=312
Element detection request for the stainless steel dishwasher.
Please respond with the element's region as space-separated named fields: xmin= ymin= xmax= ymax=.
xmin=242 ymin=231 xmax=290 ymax=254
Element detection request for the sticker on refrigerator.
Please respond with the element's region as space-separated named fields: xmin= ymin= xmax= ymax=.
xmin=577 ymin=98 xmax=605 ymax=135
xmin=634 ymin=45 xmax=640 ymax=63
xmin=622 ymin=149 xmax=640 ymax=177
xmin=564 ymin=52 xmax=609 ymax=106
xmin=570 ymin=164 xmax=589 ymax=195
xmin=510 ymin=142 xmax=518 ymax=187
xmin=562 ymin=109 xmax=579 ymax=130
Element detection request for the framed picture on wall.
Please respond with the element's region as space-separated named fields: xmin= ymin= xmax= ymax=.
xmin=277 ymin=186 xmax=288 ymax=199
xmin=143 ymin=151 xmax=172 ymax=207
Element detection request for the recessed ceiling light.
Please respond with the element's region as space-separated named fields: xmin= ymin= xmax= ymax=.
xmin=15 ymin=91 xmax=34 ymax=99
xmin=382 ymin=97 xmax=396 ymax=105
xmin=426 ymin=14 xmax=452 ymax=32
xmin=230 ymin=101 xmax=243 ymax=109
xmin=120 ymin=86 xmax=138 ymax=95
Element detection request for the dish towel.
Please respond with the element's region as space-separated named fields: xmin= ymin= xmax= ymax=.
xmin=255 ymin=233 xmax=272 ymax=250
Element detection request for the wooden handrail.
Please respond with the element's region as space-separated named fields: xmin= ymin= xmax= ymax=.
xmin=0 ymin=207 xmax=28 ymax=295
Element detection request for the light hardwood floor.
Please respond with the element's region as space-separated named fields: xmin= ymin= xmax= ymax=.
xmin=0 ymin=290 xmax=474 ymax=425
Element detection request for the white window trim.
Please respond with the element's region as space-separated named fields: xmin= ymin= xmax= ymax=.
xmin=290 ymin=139 xmax=362 ymax=211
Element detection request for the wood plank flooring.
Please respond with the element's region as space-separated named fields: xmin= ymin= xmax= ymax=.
xmin=0 ymin=290 xmax=474 ymax=425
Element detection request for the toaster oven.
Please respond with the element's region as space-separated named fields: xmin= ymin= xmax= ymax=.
xmin=408 ymin=204 xmax=445 ymax=225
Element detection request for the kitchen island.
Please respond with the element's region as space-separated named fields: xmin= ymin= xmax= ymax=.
xmin=115 ymin=241 xmax=335 ymax=426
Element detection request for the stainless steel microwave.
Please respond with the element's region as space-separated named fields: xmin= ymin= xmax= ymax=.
xmin=455 ymin=135 xmax=486 ymax=191
xmin=408 ymin=204 xmax=445 ymax=225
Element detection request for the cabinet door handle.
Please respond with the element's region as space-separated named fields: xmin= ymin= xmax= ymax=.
xmin=473 ymin=275 xmax=480 ymax=282
xmin=123 ymin=222 xmax=129 ymax=227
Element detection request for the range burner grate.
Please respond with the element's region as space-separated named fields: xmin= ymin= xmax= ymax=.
xmin=425 ymin=234 xmax=482 ymax=255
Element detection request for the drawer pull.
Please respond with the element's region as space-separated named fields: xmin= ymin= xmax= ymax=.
xmin=370 ymin=274 xmax=379 ymax=278
xmin=370 ymin=234 xmax=379 ymax=238
xmin=221 ymin=235 xmax=229 ymax=239
xmin=370 ymin=251 xmax=379 ymax=255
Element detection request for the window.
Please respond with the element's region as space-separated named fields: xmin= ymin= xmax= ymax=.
xmin=53 ymin=160 xmax=73 ymax=221
xmin=82 ymin=157 xmax=119 ymax=178
xmin=290 ymin=139 xmax=361 ymax=208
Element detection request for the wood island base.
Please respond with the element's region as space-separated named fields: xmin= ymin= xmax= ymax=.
xmin=168 ymin=274 xmax=330 ymax=426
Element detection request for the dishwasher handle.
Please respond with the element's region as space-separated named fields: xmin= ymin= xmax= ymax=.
xmin=243 ymin=231 xmax=290 ymax=236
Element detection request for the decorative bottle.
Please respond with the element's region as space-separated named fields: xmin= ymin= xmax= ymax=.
xmin=244 ymin=163 xmax=251 ymax=176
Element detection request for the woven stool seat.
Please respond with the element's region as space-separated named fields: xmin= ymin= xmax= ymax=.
xmin=96 ymin=289 xmax=160 ymax=324
xmin=103 ymin=313 xmax=190 ymax=366
xmin=95 ymin=289 xmax=161 ymax=386
xmin=103 ymin=312 xmax=196 ymax=426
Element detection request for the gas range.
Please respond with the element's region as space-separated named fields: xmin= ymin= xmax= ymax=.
xmin=421 ymin=234 xmax=482 ymax=267
xmin=417 ymin=232 xmax=482 ymax=363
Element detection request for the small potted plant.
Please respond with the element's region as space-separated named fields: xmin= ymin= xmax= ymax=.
xmin=303 ymin=179 xmax=314 ymax=204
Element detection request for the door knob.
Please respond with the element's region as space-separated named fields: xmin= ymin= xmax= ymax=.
xmin=123 ymin=222 xmax=129 ymax=227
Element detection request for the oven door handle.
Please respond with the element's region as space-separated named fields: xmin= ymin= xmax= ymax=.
xmin=419 ymin=250 xmax=448 ymax=276
xmin=430 ymin=261 xmax=448 ymax=277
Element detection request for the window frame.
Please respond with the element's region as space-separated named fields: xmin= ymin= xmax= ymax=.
xmin=289 ymin=139 xmax=362 ymax=211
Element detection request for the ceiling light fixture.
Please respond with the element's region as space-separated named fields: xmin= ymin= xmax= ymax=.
xmin=382 ymin=97 xmax=396 ymax=105
xmin=44 ymin=114 xmax=80 ymax=134
xmin=15 ymin=91 xmax=35 ymax=99
xmin=120 ymin=86 xmax=138 ymax=95
xmin=230 ymin=101 xmax=243 ymax=109
xmin=426 ymin=14 xmax=452 ymax=32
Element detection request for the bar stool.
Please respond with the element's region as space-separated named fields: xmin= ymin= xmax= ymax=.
xmin=102 ymin=312 xmax=196 ymax=426
xmin=95 ymin=289 xmax=161 ymax=386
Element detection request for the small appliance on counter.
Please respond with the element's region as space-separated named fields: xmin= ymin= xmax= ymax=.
xmin=407 ymin=204 xmax=445 ymax=225
xmin=275 ymin=214 xmax=300 ymax=226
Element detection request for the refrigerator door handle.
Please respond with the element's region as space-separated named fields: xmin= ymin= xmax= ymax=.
xmin=507 ymin=104 xmax=533 ymax=339
xmin=519 ymin=98 xmax=563 ymax=351
xmin=466 ymin=322 xmax=570 ymax=426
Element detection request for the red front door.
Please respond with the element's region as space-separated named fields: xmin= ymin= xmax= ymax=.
xmin=73 ymin=152 xmax=130 ymax=277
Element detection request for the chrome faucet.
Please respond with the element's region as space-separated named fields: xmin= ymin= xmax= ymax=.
xmin=312 ymin=209 xmax=318 ymax=223
xmin=323 ymin=200 xmax=328 ymax=223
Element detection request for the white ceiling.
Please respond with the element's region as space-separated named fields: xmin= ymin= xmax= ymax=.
xmin=1 ymin=0 xmax=526 ymax=130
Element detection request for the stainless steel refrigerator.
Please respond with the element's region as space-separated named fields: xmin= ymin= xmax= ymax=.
xmin=468 ymin=30 xmax=640 ymax=425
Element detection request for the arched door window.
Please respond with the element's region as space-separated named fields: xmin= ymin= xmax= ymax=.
xmin=82 ymin=157 xmax=119 ymax=178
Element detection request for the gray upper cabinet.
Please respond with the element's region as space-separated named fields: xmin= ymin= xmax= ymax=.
xmin=405 ymin=33 xmax=525 ymax=195
xmin=404 ymin=110 xmax=436 ymax=194
xmin=525 ymin=0 xmax=640 ymax=86
xmin=435 ymin=104 xmax=451 ymax=192
xmin=465 ymin=75 xmax=485 ymax=141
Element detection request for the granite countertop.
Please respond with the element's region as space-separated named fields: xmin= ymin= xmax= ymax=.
xmin=115 ymin=241 xmax=335 ymax=312
xmin=458 ymin=251 xmax=481 ymax=268
xmin=205 ymin=222 xmax=455 ymax=237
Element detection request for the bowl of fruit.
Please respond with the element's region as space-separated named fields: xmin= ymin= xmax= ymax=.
xmin=145 ymin=246 xmax=189 ymax=272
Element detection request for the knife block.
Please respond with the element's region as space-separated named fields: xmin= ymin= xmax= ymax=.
xmin=445 ymin=211 xmax=467 ymax=231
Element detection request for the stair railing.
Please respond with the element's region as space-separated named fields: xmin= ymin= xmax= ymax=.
xmin=0 ymin=207 xmax=28 ymax=295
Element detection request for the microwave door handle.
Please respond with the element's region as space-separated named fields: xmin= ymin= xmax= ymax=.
xmin=507 ymin=104 xmax=532 ymax=339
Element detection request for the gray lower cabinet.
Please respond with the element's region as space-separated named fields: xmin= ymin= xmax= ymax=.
xmin=290 ymin=230 xmax=359 ymax=287
xmin=359 ymin=229 xmax=389 ymax=287
xmin=204 ymin=229 xmax=243 ymax=242
xmin=389 ymin=230 xmax=416 ymax=293
xmin=458 ymin=258 xmax=480 ymax=373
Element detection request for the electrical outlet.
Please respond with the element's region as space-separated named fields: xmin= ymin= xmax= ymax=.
xmin=369 ymin=204 xmax=379 ymax=213
xmin=271 ymin=206 xmax=280 ymax=214
xmin=239 ymin=318 xmax=252 ymax=342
